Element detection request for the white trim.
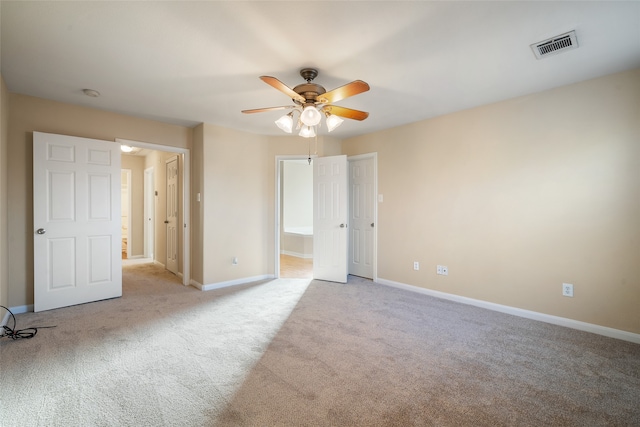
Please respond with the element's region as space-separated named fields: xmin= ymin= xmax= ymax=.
xmin=281 ymin=250 xmax=313 ymax=259
xmin=377 ymin=278 xmax=640 ymax=344
xmin=197 ymin=275 xmax=275 ymax=291
xmin=275 ymin=155 xmax=317 ymax=278
xmin=1 ymin=305 xmax=34 ymax=330
xmin=122 ymin=257 xmax=153 ymax=266
xmin=116 ymin=138 xmax=190 ymax=287
xmin=189 ymin=279 xmax=204 ymax=290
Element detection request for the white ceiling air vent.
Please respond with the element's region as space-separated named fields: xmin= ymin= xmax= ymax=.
xmin=531 ymin=30 xmax=578 ymax=59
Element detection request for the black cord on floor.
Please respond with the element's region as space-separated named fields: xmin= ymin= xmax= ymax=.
xmin=1 ymin=305 xmax=56 ymax=340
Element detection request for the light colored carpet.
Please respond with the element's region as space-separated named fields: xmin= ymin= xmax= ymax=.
xmin=0 ymin=263 xmax=311 ymax=426
xmin=1 ymin=263 xmax=639 ymax=426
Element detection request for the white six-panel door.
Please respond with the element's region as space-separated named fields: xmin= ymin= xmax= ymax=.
xmin=349 ymin=157 xmax=375 ymax=279
xmin=313 ymin=155 xmax=348 ymax=283
xmin=33 ymin=132 xmax=122 ymax=312
xmin=165 ymin=156 xmax=179 ymax=275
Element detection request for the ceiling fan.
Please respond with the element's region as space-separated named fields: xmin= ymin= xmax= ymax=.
xmin=242 ymin=68 xmax=370 ymax=137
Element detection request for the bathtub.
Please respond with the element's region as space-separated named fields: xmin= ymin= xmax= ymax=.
xmin=281 ymin=226 xmax=313 ymax=258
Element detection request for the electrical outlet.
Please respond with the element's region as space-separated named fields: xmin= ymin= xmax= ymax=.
xmin=436 ymin=265 xmax=443 ymax=275
xmin=562 ymin=283 xmax=573 ymax=297
xmin=442 ymin=266 xmax=448 ymax=276
xmin=413 ymin=261 xmax=419 ymax=271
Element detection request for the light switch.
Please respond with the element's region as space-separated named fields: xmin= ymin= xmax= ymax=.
xmin=378 ymin=194 xmax=383 ymax=203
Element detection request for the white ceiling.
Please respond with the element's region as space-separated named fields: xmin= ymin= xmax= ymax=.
xmin=1 ymin=1 xmax=639 ymax=139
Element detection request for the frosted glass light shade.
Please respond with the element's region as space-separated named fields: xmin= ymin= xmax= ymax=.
xmin=275 ymin=113 xmax=293 ymax=133
xmin=120 ymin=145 xmax=134 ymax=153
xmin=299 ymin=126 xmax=316 ymax=138
xmin=300 ymin=106 xmax=321 ymax=126
xmin=325 ymin=114 xmax=344 ymax=132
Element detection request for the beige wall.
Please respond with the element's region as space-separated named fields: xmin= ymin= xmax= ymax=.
xmin=195 ymin=129 xmax=342 ymax=286
xmin=6 ymin=94 xmax=192 ymax=307
xmin=342 ymin=69 xmax=640 ymax=334
xmin=4 ymin=70 xmax=637 ymax=335
xmin=0 ymin=75 xmax=8 ymax=308
xmin=200 ymin=123 xmax=270 ymax=285
xmin=191 ymin=124 xmax=204 ymax=285
xmin=121 ymin=154 xmax=146 ymax=257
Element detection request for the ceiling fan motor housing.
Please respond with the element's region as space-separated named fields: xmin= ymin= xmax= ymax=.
xmin=294 ymin=68 xmax=326 ymax=107
xmin=293 ymin=83 xmax=326 ymax=106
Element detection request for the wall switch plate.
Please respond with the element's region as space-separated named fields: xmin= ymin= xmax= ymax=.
xmin=414 ymin=261 xmax=419 ymax=271
xmin=562 ymin=283 xmax=573 ymax=297
xmin=378 ymin=194 xmax=384 ymax=203
xmin=232 ymin=257 xmax=238 ymax=265
xmin=436 ymin=265 xmax=443 ymax=275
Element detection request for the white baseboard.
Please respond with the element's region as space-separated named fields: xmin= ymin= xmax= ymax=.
xmin=122 ymin=257 xmax=154 ymax=266
xmin=196 ymin=275 xmax=276 ymax=291
xmin=377 ymin=278 xmax=640 ymax=345
xmin=281 ymin=250 xmax=313 ymax=259
xmin=1 ymin=304 xmax=34 ymax=330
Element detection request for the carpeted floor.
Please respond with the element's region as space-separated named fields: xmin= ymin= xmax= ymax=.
xmin=1 ymin=263 xmax=639 ymax=426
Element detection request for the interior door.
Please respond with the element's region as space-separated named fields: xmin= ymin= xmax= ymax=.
xmin=144 ymin=167 xmax=155 ymax=259
xmin=349 ymin=157 xmax=374 ymax=279
xmin=33 ymin=132 xmax=122 ymax=312
xmin=165 ymin=155 xmax=179 ymax=275
xmin=313 ymin=155 xmax=348 ymax=283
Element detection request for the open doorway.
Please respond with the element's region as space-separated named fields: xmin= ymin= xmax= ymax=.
xmin=121 ymin=169 xmax=132 ymax=259
xmin=118 ymin=138 xmax=190 ymax=287
xmin=277 ymin=157 xmax=314 ymax=278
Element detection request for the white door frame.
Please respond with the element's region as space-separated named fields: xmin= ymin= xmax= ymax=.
xmin=116 ymin=138 xmax=190 ymax=287
xmin=274 ymin=154 xmax=378 ymax=281
xmin=144 ymin=166 xmax=155 ymax=259
xmin=274 ymin=155 xmax=316 ymax=278
xmin=347 ymin=153 xmax=378 ymax=281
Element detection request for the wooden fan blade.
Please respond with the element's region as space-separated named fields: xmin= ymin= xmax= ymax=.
xmin=317 ymin=80 xmax=369 ymax=104
xmin=323 ymin=105 xmax=369 ymax=121
xmin=242 ymin=106 xmax=295 ymax=114
xmin=260 ymin=76 xmax=305 ymax=103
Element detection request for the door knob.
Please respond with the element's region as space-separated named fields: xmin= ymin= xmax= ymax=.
xmin=36 ymin=228 xmax=46 ymax=235
xmin=371 ymin=223 xmax=374 ymax=227
xmin=340 ymin=223 xmax=348 ymax=228
xmin=164 ymin=220 xmax=169 ymax=224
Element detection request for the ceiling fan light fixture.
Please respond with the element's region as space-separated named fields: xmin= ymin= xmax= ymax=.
xmin=275 ymin=112 xmax=294 ymax=133
xmin=299 ymin=125 xmax=316 ymax=138
xmin=300 ymin=106 xmax=322 ymax=126
xmin=325 ymin=114 xmax=344 ymax=132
